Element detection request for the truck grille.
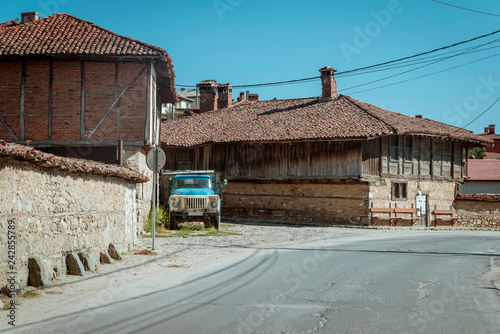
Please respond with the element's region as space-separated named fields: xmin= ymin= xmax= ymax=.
xmin=185 ymin=198 xmax=206 ymax=209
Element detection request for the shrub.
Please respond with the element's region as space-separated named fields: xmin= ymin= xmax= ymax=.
xmin=144 ymin=206 xmax=169 ymax=233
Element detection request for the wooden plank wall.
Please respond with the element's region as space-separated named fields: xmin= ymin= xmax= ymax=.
xmin=363 ymin=136 xmax=463 ymax=179
xmin=163 ymin=141 xmax=363 ymax=179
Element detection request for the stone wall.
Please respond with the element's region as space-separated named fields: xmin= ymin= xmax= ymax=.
xmin=222 ymin=180 xmax=370 ymax=225
xmin=456 ymin=195 xmax=500 ymax=228
xmin=123 ymin=147 xmax=153 ymax=234
xmin=0 ymin=158 xmax=139 ymax=286
xmin=369 ymin=179 xmax=456 ymax=226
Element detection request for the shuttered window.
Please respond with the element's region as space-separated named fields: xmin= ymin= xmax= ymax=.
xmin=392 ymin=182 xmax=407 ymax=200
xmin=390 ymin=135 xmax=399 ymax=161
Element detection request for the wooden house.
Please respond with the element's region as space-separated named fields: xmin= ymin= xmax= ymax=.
xmin=0 ymin=12 xmax=177 ymax=229
xmin=161 ymin=67 xmax=491 ymax=226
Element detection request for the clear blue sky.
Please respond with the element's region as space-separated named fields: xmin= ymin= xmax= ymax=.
xmin=2 ymin=0 xmax=500 ymax=134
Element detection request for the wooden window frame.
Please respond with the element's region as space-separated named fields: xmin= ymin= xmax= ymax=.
xmin=404 ymin=135 xmax=413 ymax=162
xmin=391 ymin=181 xmax=407 ymax=200
xmin=390 ymin=134 xmax=399 ymax=161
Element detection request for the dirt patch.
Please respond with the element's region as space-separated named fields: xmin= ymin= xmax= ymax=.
xmin=159 ymin=264 xmax=188 ymax=268
xmin=45 ymin=291 xmax=63 ymax=295
xmin=133 ymin=250 xmax=159 ymax=256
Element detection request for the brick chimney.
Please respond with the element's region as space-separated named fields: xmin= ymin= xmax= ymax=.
xmin=217 ymin=83 xmax=233 ymax=109
xmin=247 ymin=93 xmax=259 ymax=101
xmin=489 ymin=124 xmax=496 ymax=134
xmin=21 ymin=12 xmax=39 ymax=24
xmin=237 ymin=92 xmax=245 ymax=102
xmin=485 ymin=127 xmax=489 ymax=134
xmin=197 ymin=80 xmax=218 ymax=112
xmin=319 ymin=66 xmax=337 ymax=101
xmin=415 ymin=115 xmax=423 ymax=119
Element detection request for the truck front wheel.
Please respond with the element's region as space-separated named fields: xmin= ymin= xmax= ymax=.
xmin=212 ymin=214 xmax=220 ymax=230
xmin=169 ymin=214 xmax=177 ymax=230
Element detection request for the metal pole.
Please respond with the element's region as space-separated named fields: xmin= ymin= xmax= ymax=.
xmin=152 ymin=147 xmax=157 ymax=250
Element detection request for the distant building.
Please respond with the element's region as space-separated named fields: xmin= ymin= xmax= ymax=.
xmin=476 ymin=124 xmax=500 ymax=159
xmin=459 ymin=159 xmax=500 ymax=194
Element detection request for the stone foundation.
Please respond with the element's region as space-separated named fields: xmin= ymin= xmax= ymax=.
xmin=455 ymin=195 xmax=500 ymax=228
xmin=222 ymin=179 xmax=370 ymax=225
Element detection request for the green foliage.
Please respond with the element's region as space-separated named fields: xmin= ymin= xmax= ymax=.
xmin=144 ymin=206 xmax=169 ymax=233
xmin=466 ymin=147 xmax=486 ymax=159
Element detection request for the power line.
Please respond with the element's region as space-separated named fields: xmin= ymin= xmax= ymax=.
xmin=344 ymin=52 xmax=500 ymax=95
xmin=341 ymin=37 xmax=500 ymax=91
xmin=431 ymin=0 xmax=500 ymax=17
xmin=459 ymin=96 xmax=500 ymax=130
xmin=177 ymin=28 xmax=500 ymax=89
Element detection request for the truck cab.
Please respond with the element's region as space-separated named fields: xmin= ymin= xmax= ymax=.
xmin=166 ymin=170 xmax=225 ymax=230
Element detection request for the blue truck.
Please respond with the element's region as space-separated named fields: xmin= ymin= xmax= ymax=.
xmin=165 ymin=170 xmax=226 ymax=230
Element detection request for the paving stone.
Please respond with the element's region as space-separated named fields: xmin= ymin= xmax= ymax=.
xmin=108 ymin=244 xmax=122 ymax=260
xmin=66 ymin=252 xmax=87 ymax=277
xmin=28 ymin=256 xmax=51 ymax=287
xmin=100 ymin=252 xmax=113 ymax=264
xmin=78 ymin=249 xmax=99 ymax=272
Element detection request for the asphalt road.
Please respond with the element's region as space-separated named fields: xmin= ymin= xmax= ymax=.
xmin=5 ymin=230 xmax=500 ymax=334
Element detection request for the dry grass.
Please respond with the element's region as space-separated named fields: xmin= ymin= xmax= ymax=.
xmin=133 ymin=249 xmax=159 ymax=256
xmin=45 ymin=291 xmax=63 ymax=295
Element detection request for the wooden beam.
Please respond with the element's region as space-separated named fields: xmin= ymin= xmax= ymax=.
xmin=48 ymin=60 xmax=53 ymax=140
xmin=451 ymin=140 xmax=455 ymax=179
xmin=20 ymin=60 xmax=26 ymax=141
xmin=378 ymin=137 xmax=384 ymax=176
xmin=145 ymin=63 xmax=151 ymax=144
xmin=115 ymin=63 xmax=120 ymax=141
xmin=0 ymin=115 xmax=19 ymax=140
xmin=430 ymin=138 xmax=434 ymax=179
xmin=80 ymin=61 xmax=85 ymax=141
xmin=87 ymin=64 xmax=147 ymax=141
xmin=10 ymin=140 xmax=144 ymax=147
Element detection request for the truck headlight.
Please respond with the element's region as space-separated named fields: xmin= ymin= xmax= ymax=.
xmin=211 ymin=201 xmax=218 ymax=208
xmin=172 ymin=201 xmax=180 ymax=208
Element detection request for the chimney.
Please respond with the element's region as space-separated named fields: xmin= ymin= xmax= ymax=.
xmin=485 ymin=127 xmax=489 ymax=134
xmin=217 ymin=83 xmax=233 ymax=109
xmin=246 ymin=90 xmax=250 ymax=100
xmin=415 ymin=115 xmax=423 ymax=119
xmin=21 ymin=12 xmax=39 ymax=24
xmin=197 ymin=80 xmax=218 ymax=112
xmin=489 ymin=124 xmax=496 ymax=134
xmin=319 ymin=66 xmax=337 ymax=101
xmin=247 ymin=93 xmax=259 ymax=101
xmin=238 ymin=91 xmax=245 ymax=102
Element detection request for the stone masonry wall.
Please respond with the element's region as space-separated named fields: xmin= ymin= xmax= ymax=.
xmin=123 ymin=147 xmax=153 ymax=233
xmin=0 ymin=158 xmax=138 ymax=286
xmin=369 ymin=179 xmax=456 ymax=226
xmin=456 ymin=199 xmax=500 ymax=228
xmin=222 ymin=180 xmax=370 ymax=225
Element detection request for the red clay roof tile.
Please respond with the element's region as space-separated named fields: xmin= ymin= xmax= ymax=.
xmin=0 ymin=140 xmax=148 ymax=183
xmin=466 ymin=159 xmax=500 ymax=181
xmin=0 ymin=13 xmax=177 ymax=103
xmin=161 ymin=95 xmax=491 ymax=147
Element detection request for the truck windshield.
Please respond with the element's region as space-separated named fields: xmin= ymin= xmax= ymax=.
xmin=174 ymin=178 xmax=212 ymax=189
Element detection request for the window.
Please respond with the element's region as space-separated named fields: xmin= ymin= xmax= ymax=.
xmin=392 ymin=182 xmax=407 ymax=200
xmin=390 ymin=135 xmax=399 ymax=161
xmin=404 ymin=136 xmax=413 ymax=161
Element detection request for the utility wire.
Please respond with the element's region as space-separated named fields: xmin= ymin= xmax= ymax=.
xmin=459 ymin=96 xmax=500 ymax=130
xmin=344 ymin=52 xmax=500 ymax=95
xmin=341 ymin=37 xmax=500 ymax=91
xmin=431 ymin=0 xmax=500 ymax=17
xmin=177 ymin=28 xmax=500 ymax=89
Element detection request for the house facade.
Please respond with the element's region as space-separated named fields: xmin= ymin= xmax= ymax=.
xmin=459 ymin=159 xmax=500 ymax=194
xmin=0 ymin=12 xmax=177 ymax=231
xmin=161 ymin=67 xmax=490 ymax=227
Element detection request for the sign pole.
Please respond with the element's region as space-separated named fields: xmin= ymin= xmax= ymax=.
xmin=152 ymin=147 xmax=157 ymax=250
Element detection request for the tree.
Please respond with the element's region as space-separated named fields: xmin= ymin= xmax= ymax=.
xmin=467 ymin=147 xmax=486 ymax=159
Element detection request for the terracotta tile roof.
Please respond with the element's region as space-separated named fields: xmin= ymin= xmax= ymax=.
xmin=486 ymin=152 xmax=500 ymax=159
xmin=478 ymin=132 xmax=500 ymax=140
xmin=466 ymin=159 xmax=500 ymax=181
xmin=0 ymin=13 xmax=177 ymax=102
xmin=161 ymin=95 xmax=492 ymax=147
xmin=0 ymin=20 xmax=19 ymax=31
xmin=0 ymin=140 xmax=148 ymax=183
xmin=456 ymin=193 xmax=500 ymax=201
